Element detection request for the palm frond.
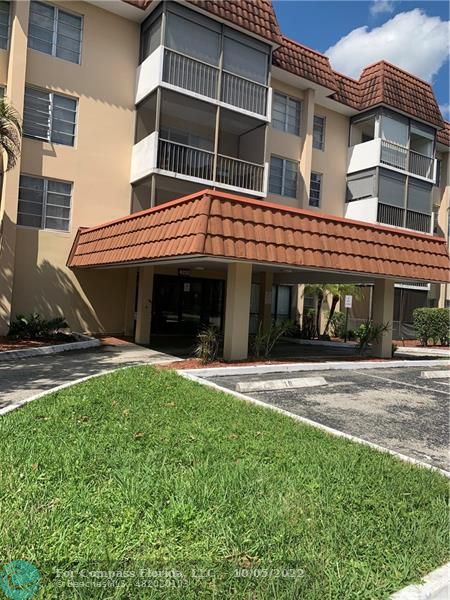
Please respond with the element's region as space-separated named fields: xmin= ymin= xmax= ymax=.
xmin=0 ymin=98 xmax=22 ymax=172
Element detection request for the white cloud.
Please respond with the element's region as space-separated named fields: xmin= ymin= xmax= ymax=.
xmin=440 ymin=104 xmax=450 ymax=119
xmin=326 ymin=9 xmax=450 ymax=82
xmin=370 ymin=0 xmax=394 ymax=16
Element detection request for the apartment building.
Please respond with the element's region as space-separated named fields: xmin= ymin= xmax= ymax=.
xmin=0 ymin=0 xmax=449 ymax=360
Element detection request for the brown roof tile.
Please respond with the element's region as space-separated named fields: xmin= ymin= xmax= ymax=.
xmin=68 ymin=190 xmax=450 ymax=283
xmin=124 ymin=0 xmax=281 ymax=44
xmin=272 ymin=36 xmax=337 ymax=91
xmin=437 ymin=122 xmax=450 ymax=147
xmin=332 ymin=72 xmax=360 ymax=109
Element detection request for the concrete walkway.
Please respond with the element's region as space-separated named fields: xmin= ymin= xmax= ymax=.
xmin=0 ymin=343 xmax=178 ymax=412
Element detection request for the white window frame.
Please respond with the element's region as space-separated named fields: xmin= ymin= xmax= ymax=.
xmin=271 ymin=91 xmax=301 ymax=136
xmin=309 ymin=172 xmax=322 ymax=207
xmin=17 ymin=174 xmax=73 ymax=232
xmin=313 ymin=115 xmax=326 ymax=151
xmin=28 ymin=1 xmax=83 ymax=65
xmin=23 ymin=85 xmax=78 ymax=147
xmin=269 ymin=155 xmax=298 ymax=198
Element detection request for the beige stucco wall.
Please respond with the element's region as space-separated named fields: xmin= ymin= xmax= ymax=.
xmin=434 ymin=151 xmax=450 ymax=306
xmin=310 ymin=103 xmax=348 ymax=217
xmin=9 ymin=1 xmax=139 ymax=333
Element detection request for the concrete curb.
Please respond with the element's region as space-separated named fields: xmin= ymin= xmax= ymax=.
xmin=178 ymin=371 xmax=450 ymax=480
xmin=0 ymin=334 xmax=100 ymax=362
xmin=396 ymin=347 xmax=450 ymax=358
xmin=184 ymin=358 xmax=449 ymax=378
xmin=390 ymin=562 xmax=450 ymax=600
xmin=0 ymin=364 xmax=141 ymax=416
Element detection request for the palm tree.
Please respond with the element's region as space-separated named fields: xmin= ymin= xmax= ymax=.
xmin=0 ymin=98 xmax=22 ymax=172
xmin=304 ymin=283 xmax=363 ymax=338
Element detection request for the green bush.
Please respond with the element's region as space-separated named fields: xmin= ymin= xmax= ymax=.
xmin=356 ymin=320 xmax=390 ymax=355
xmin=252 ymin=320 xmax=295 ymax=358
xmin=301 ymin=309 xmax=317 ymax=340
xmin=330 ymin=311 xmax=346 ymax=338
xmin=8 ymin=313 xmax=68 ymax=340
xmin=413 ymin=308 xmax=449 ymax=346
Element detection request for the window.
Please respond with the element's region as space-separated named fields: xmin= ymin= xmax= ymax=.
xmin=309 ymin=172 xmax=322 ymax=207
xmin=407 ymin=179 xmax=432 ymax=215
xmin=435 ymin=159 xmax=442 ymax=187
xmin=0 ymin=1 xmax=10 ymax=50
xmin=378 ymin=169 xmax=406 ymax=208
xmin=24 ymin=86 xmax=77 ymax=146
xmin=272 ymin=92 xmax=301 ymax=135
xmin=272 ymin=285 xmax=292 ymax=323
xmin=223 ymin=34 xmax=268 ymax=85
xmin=28 ymin=1 xmax=82 ymax=64
xmin=269 ymin=156 xmax=297 ymax=198
xmin=313 ymin=115 xmax=325 ymax=150
xmin=165 ymin=10 xmax=220 ymax=66
xmin=17 ymin=175 xmax=72 ymax=231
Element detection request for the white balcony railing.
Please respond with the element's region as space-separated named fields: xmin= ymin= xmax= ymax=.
xmin=156 ymin=138 xmax=265 ymax=193
xmin=162 ymin=49 xmax=218 ymax=100
xmin=161 ymin=48 xmax=268 ymax=116
xmin=221 ymin=71 xmax=267 ymax=116
xmin=216 ymin=154 xmax=265 ymax=193
xmin=380 ymin=140 xmax=434 ymax=180
xmin=409 ymin=150 xmax=434 ymax=179
xmin=158 ymin=138 xmax=214 ymax=181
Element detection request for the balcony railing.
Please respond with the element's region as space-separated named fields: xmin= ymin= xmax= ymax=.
xmin=162 ymin=49 xmax=268 ymax=116
xmin=376 ymin=202 xmax=431 ymax=233
xmin=380 ymin=140 xmax=434 ymax=180
xmin=221 ymin=71 xmax=267 ymax=116
xmin=216 ymin=154 xmax=265 ymax=192
xmin=409 ymin=150 xmax=434 ymax=179
xmin=163 ymin=49 xmax=218 ymax=99
xmin=157 ymin=139 xmax=265 ymax=193
xmin=377 ymin=203 xmax=404 ymax=228
xmin=405 ymin=209 xmax=431 ymax=233
xmin=158 ymin=139 xmax=214 ymax=181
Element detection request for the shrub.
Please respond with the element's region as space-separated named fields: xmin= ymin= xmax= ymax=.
xmin=413 ymin=308 xmax=449 ymax=346
xmin=330 ymin=311 xmax=346 ymax=338
xmin=356 ymin=320 xmax=390 ymax=355
xmin=8 ymin=313 xmax=68 ymax=340
xmin=301 ymin=309 xmax=317 ymax=340
xmin=194 ymin=325 xmax=220 ymax=364
xmin=252 ymin=320 xmax=295 ymax=358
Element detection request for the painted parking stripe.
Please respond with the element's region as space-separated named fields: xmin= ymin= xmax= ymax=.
xmin=421 ymin=370 xmax=450 ymax=379
xmin=236 ymin=376 xmax=326 ymax=393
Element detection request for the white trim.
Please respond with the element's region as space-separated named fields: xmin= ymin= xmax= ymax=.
xmin=0 ymin=334 xmax=100 ymax=363
xmin=390 ymin=562 xmax=450 ymax=600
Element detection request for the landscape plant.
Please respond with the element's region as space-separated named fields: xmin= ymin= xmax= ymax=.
xmin=8 ymin=313 xmax=68 ymax=340
xmin=413 ymin=307 xmax=449 ymax=346
xmin=194 ymin=325 xmax=220 ymax=364
xmin=252 ymin=319 xmax=295 ymax=358
xmin=356 ymin=320 xmax=390 ymax=354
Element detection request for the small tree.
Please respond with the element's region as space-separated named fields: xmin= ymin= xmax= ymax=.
xmin=0 ymin=98 xmax=22 ymax=172
xmin=304 ymin=283 xmax=363 ymax=338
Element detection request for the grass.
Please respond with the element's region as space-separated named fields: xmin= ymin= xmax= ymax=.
xmin=0 ymin=367 xmax=448 ymax=599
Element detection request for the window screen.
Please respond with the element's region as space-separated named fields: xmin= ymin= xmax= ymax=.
xmin=407 ymin=179 xmax=432 ymax=214
xmin=223 ymin=36 xmax=268 ymax=84
xmin=28 ymin=1 xmax=82 ymax=64
xmin=346 ymin=170 xmax=375 ymax=201
xmin=165 ymin=11 xmax=220 ymax=66
xmin=378 ymin=169 xmax=406 ymax=208
xmin=18 ymin=175 xmax=72 ymax=231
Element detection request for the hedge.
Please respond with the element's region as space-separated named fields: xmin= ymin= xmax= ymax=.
xmin=412 ymin=307 xmax=449 ymax=346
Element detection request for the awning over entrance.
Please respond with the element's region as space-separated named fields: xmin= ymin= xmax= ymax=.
xmin=67 ymin=189 xmax=450 ymax=283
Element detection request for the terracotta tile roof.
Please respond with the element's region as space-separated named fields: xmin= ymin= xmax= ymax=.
xmin=124 ymin=0 xmax=282 ymax=44
xmin=272 ymin=36 xmax=337 ymax=91
xmin=332 ymin=72 xmax=360 ymax=110
xmin=68 ymin=190 xmax=450 ymax=283
xmin=357 ymin=61 xmax=443 ymax=128
xmin=437 ymin=122 xmax=450 ymax=148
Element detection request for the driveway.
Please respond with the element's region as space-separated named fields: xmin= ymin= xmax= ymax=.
xmin=0 ymin=344 xmax=177 ymax=412
xmin=205 ymin=365 xmax=450 ymax=471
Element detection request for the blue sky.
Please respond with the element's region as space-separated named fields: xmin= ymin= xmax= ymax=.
xmin=273 ymin=1 xmax=450 ymax=117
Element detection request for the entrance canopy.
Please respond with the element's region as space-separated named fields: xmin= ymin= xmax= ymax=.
xmin=68 ymin=189 xmax=450 ymax=284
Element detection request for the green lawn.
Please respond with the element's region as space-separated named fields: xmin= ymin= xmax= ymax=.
xmin=0 ymin=367 xmax=448 ymax=599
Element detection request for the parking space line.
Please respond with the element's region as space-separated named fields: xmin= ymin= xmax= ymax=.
xmin=353 ymin=370 xmax=448 ymax=395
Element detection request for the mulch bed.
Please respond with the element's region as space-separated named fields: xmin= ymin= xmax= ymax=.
xmin=0 ymin=335 xmax=76 ymax=352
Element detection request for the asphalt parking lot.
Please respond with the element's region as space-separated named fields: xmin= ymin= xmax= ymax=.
xmin=204 ymin=365 xmax=450 ymax=471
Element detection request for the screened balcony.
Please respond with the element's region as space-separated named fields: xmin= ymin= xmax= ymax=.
xmin=136 ymin=3 xmax=271 ymax=119
xmin=348 ymin=109 xmax=437 ymax=183
xmin=131 ymin=92 xmax=266 ymax=195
